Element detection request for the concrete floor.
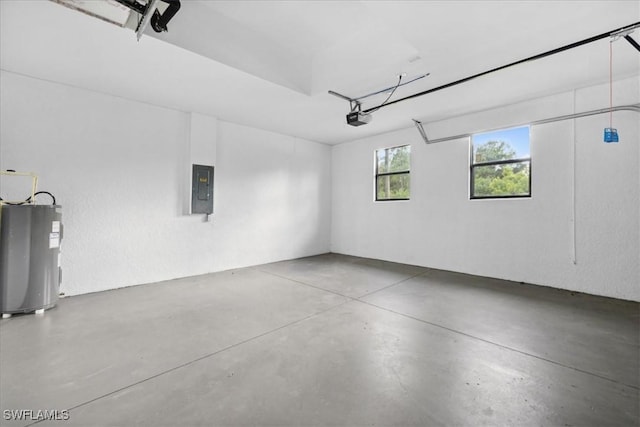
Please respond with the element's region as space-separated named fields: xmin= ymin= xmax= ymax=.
xmin=0 ymin=253 xmax=638 ymax=427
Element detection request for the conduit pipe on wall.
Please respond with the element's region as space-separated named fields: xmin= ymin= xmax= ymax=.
xmin=413 ymin=104 xmax=640 ymax=144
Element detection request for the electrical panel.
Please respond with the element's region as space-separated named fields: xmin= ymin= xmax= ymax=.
xmin=191 ymin=164 xmax=214 ymax=214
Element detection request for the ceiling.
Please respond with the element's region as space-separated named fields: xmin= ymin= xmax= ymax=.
xmin=1 ymin=1 xmax=639 ymax=144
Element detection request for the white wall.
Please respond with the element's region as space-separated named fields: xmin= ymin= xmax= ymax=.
xmin=332 ymin=77 xmax=639 ymax=301
xmin=2 ymin=69 xmax=637 ymax=301
xmin=0 ymin=71 xmax=331 ymax=296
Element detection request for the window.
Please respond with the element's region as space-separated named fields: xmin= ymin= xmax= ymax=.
xmin=375 ymin=145 xmax=410 ymax=201
xmin=470 ymin=126 xmax=530 ymax=199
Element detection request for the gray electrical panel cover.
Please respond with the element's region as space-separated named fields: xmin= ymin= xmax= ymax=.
xmin=191 ymin=164 xmax=214 ymax=214
xmin=0 ymin=205 xmax=62 ymax=314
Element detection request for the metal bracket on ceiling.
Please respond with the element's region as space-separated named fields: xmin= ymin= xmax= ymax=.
xmin=624 ymin=35 xmax=640 ymax=52
xmin=412 ymin=119 xmax=429 ymax=144
xmin=609 ymin=25 xmax=640 ymax=52
xmin=328 ymin=90 xmax=362 ymax=113
xmin=328 ymin=73 xmax=429 ymax=114
xmin=136 ymin=0 xmax=160 ymax=40
xmin=113 ymin=0 xmax=147 ymax=15
xmin=610 ymin=26 xmax=637 ymax=41
xmin=112 ymin=0 xmax=160 ymax=40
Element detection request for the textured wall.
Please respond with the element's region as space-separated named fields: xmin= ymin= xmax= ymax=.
xmin=331 ymin=77 xmax=639 ymax=301
xmin=0 ymin=71 xmax=331 ymax=296
xmin=1 ymin=69 xmax=637 ymax=300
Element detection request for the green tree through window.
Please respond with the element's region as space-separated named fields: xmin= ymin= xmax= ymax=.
xmin=471 ymin=127 xmax=530 ymax=198
xmin=376 ymin=145 xmax=410 ymax=201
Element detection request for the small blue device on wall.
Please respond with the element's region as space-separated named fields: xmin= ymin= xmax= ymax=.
xmin=604 ymin=128 xmax=619 ymax=143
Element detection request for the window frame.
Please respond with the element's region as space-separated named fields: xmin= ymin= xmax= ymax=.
xmin=469 ymin=127 xmax=531 ymax=200
xmin=374 ymin=144 xmax=411 ymax=202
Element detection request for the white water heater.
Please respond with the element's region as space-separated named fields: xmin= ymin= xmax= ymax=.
xmin=0 ymin=204 xmax=62 ymax=317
